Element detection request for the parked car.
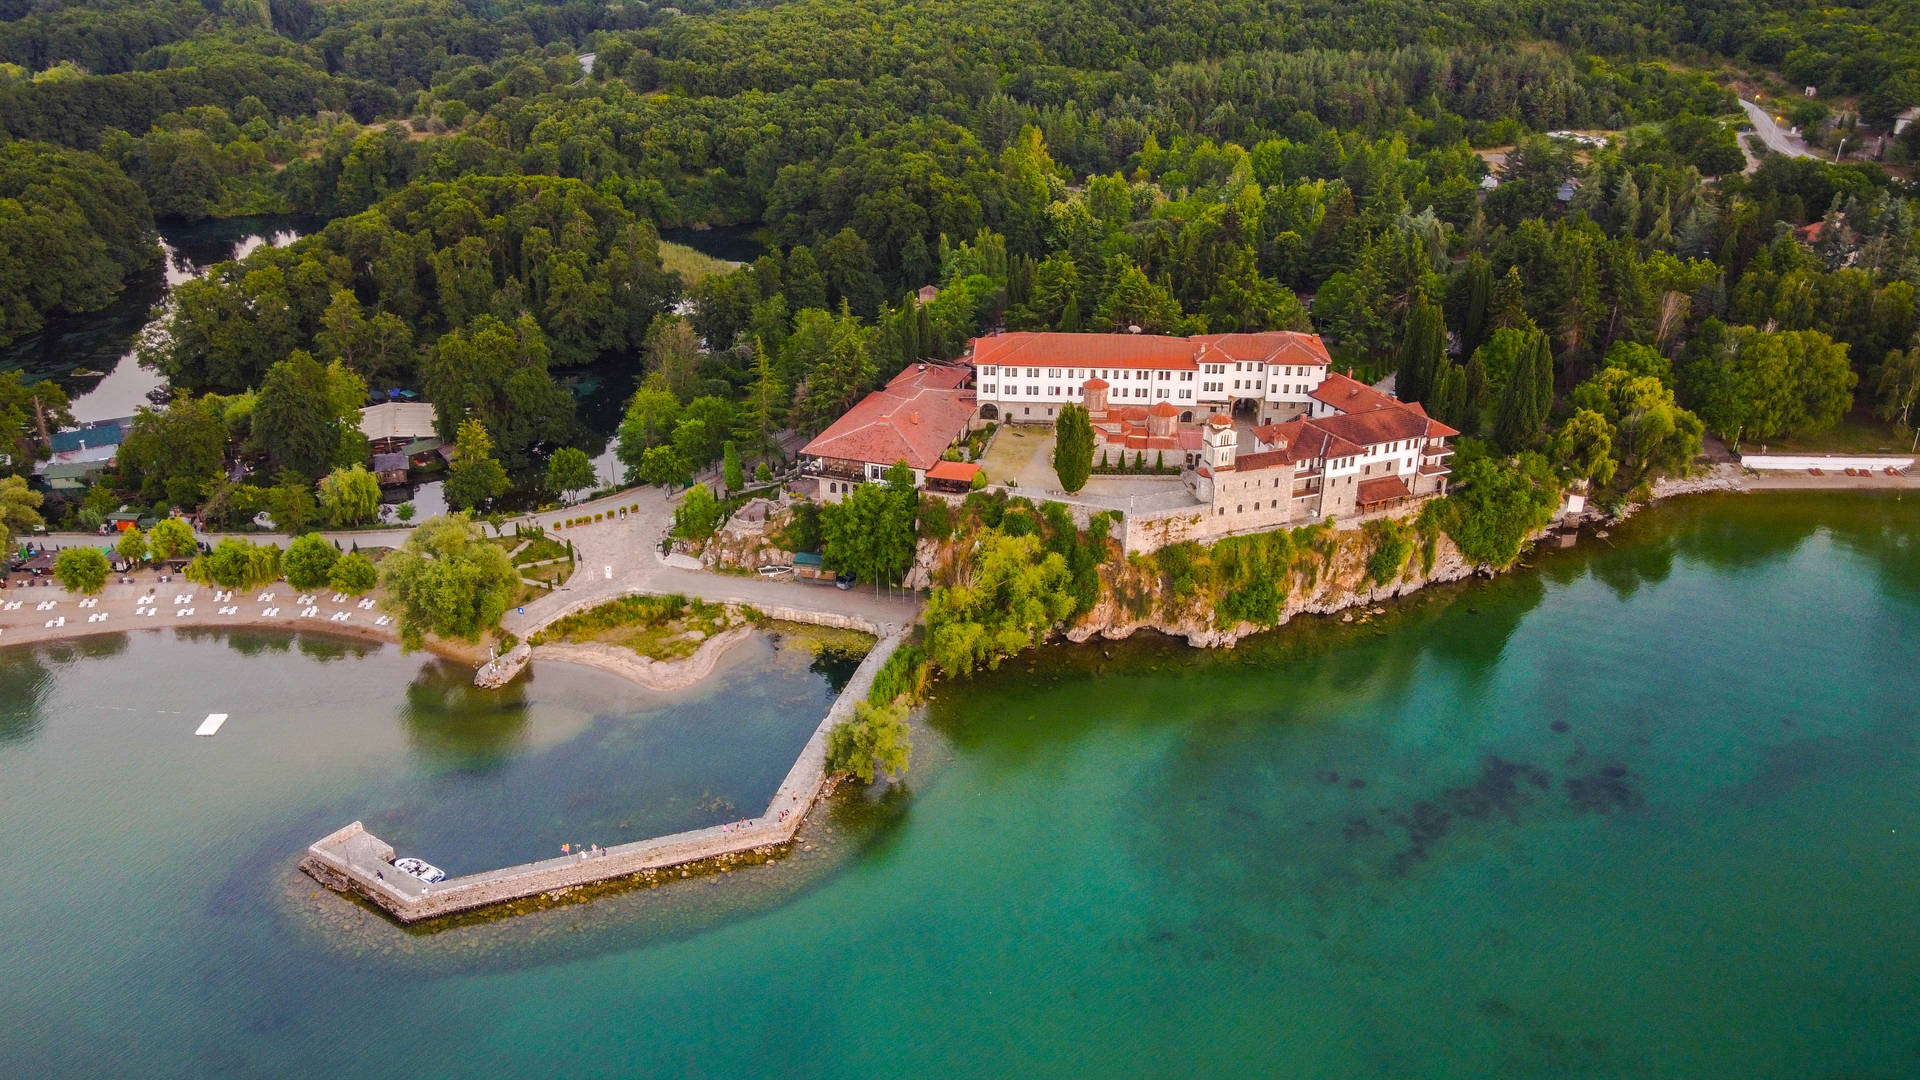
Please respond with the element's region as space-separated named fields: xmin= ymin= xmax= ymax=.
xmin=835 ymin=572 xmax=856 ymax=590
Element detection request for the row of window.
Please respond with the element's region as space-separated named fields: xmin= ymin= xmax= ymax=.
xmin=987 ymin=381 xmax=1310 ymax=400
xmin=980 ymin=363 xmax=1324 ymax=380
xmin=984 ymin=384 xmax=1198 ymax=401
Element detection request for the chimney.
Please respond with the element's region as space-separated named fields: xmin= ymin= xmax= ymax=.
xmin=909 ymin=412 xmax=921 ymax=425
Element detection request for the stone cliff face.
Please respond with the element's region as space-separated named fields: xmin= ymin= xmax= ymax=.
xmin=1061 ymin=529 xmax=1483 ymax=649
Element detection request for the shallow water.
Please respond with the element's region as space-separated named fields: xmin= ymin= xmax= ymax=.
xmin=1 ymin=493 xmax=1916 ymax=1078
xmin=0 ymin=216 xmax=318 ymax=421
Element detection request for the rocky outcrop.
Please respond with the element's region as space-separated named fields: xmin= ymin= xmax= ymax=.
xmin=1063 ymin=528 xmax=1483 ymax=648
xmin=474 ymin=642 xmax=531 ymax=688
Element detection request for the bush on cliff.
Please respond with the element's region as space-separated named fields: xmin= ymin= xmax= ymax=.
xmin=1432 ymin=451 xmax=1560 ymax=567
xmin=1362 ymin=519 xmax=1415 ymax=586
xmin=926 ymin=531 xmax=1076 ymax=676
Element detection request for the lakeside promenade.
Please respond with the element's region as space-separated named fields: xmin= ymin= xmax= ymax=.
xmin=305 ymin=626 xmax=906 ymax=922
xmin=4 ymin=480 xmax=923 ymax=923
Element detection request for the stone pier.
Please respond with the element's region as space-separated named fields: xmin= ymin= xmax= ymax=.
xmin=303 ymin=629 xmax=903 ymax=923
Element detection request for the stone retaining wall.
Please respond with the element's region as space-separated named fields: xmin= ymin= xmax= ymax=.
xmin=306 ymin=631 xmax=904 ymax=923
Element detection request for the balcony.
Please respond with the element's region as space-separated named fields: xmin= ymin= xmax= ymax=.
xmin=1423 ymin=444 xmax=1454 ymax=459
xmin=804 ymin=458 xmax=867 ymax=483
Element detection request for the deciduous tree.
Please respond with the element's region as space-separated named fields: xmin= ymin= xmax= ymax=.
xmin=54 ymin=546 xmax=109 ymax=594
xmin=378 ymin=514 xmax=517 ymax=651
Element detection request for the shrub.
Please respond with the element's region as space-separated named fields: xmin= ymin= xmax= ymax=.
xmin=866 ymin=643 xmax=929 ymax=706
xmin=673 ymin=484 xmax=721 ymax=540
xmin=917 ymin=497 xmax=954 ymax=541
xmin=204 ymin=538 xmax=281 ymax=589
xmin=1362 ymin=519 xmax=1415 ymax=586
xmin=969 ymin=468 xmax=988 ymax=490
xmin=284 ymin=533 xmax=341 ymax=590
xmin=327 ymin=551 xmax=377 ymax=594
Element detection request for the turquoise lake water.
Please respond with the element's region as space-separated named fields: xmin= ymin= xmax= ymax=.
xmin=1 ymin=493 xmax=1916 ymax=1078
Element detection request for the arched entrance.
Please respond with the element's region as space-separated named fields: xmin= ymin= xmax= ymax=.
xmin=1180 ymin=411 xmax=1194 ymax=423
xmin=979 ymin=403 xmax=999 ymax=421
xmin=1231 ymin=397 xmax=1259 ymax=418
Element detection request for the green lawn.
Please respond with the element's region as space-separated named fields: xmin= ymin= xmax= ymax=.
xmin=528 ymin=594 xmax=743 ymax=661
xmin=1737 ymin=411 xmax=1914 ymax=456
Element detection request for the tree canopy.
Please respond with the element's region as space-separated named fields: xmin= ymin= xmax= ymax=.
xmin=377 ymin=513 xmax=518 ymax=650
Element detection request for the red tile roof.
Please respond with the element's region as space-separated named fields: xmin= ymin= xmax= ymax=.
xmin=800 ymin=363 xmax=976 ymax=471
xmin=1230 ymin=449 xmax=1298 ymax=472
xmin=1192 ymin=332 xmax=1333 ymax=366
xmin=970 ymin=330 xmax=1331 ymax=372
xmin=1311 ymin=403 xmax=1458 ymax=446
xmin=1356 ymin=475 xmax=1413 ymax=505
xmin=1309 ymin=371 xmax=1399 ymax=413
xmin=925 ymin=460 xmax=980 ymax=483
xmin=1239 ymin=400 xmax=1455 ymax=473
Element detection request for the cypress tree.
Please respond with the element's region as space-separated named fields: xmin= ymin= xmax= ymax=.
xmin=1462 ymin=349 xmax=1488 ymax=435
xmin=914 ymin=305 xmax=933 ymax=359
xmin=1395 ymin=293 xmax=1445 ymax=404
xmin=1060 ymin=293 xmax=1083 ymax=332
xmin=1494 ymin=329 xmax=1552 ymax=451
xmin=1461 ymin=253 xmax=1492 ymax=357
xmin=1432 ymin=360 xmax=1468 ymax=430
xmin=1052 ymin=403 xmax=1095 ymax=493
xmin=1531 ymin=331 xmax=1556 ymax=426
xmin=1493 ymin=364 xmax=1535 ymax=452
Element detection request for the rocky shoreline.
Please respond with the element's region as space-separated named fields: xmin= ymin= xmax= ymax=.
xmin=1054 ymin=461 xmax=1822 ymax=651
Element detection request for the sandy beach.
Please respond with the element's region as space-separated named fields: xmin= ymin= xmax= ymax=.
xmin=0 ymin=576 xmax=486 ymax=664
xmin=530 ymin=623 xmax=755 ymax=691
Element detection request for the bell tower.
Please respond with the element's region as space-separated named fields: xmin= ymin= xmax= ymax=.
xmin=1202 ymin=414 xmax=1236 ymax=471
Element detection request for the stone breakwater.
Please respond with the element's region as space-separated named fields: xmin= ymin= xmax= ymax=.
xmin=303 ymin=624 xmax=903 ymax=923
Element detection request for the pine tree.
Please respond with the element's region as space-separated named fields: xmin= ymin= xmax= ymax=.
xmin=1611 ymin=172 xmax=1641 ymax=239
xmin=739 ymin=336 xmax=787 ymax=460
xmin=1492 ymin=266 xmax=1529 ymax=331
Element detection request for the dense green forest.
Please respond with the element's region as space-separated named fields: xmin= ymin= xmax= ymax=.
xmin=3 ymin=0 xmax=1918 ymax=524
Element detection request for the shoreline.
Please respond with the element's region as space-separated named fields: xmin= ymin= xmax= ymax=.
xmin=302 ymin=630 xmax=908 ymax=923
xmin=529 ymin=623 xmax=756 ymax=692
xmin=0 ymin=580 xmax=487 ymax=665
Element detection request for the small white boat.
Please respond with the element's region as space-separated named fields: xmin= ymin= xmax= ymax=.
xmin=392 ymin=857 xmax=446 ymax=883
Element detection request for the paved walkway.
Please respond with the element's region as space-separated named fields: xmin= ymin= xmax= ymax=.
xmin=495 ymin=485 xmax=919 ymax=640
xmin=26 ymin=481 xmax=919 ymax=648
xmin=1740 ymin=99 xmax=1821 ymax=172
